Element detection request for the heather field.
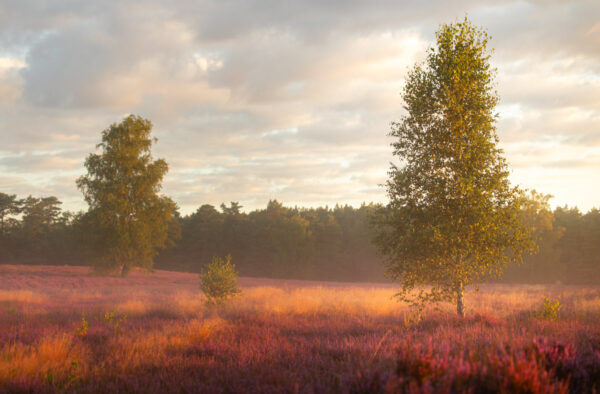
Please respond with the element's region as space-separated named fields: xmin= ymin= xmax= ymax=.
xmin=1 ymin=265 xmax=600 ymax=393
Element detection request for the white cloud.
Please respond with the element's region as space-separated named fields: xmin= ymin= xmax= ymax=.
xmin=0 ymin=0 xmax=598 ymax=213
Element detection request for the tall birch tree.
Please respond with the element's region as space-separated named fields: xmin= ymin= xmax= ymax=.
xmin=374 ymin=19 xmax=535 ymax=316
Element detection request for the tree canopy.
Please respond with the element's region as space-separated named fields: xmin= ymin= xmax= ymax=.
xmin=374 ymin=19 xmax=535 ymax=316
xmin=77 ymin=115 xmax=179 ymax=276
xmin=0 ymin=193 xmax=21 ymax=236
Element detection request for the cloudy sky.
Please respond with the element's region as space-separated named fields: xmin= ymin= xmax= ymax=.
xmin=0 ymin=0 xmax=598 ymax=215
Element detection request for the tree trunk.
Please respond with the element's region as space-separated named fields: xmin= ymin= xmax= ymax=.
xmin=121 ymin=264 xmax=130 ymax=277
xmin=456 ymin=280 xmax=465 ymax=317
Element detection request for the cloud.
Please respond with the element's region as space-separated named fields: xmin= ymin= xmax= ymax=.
xmin=0 ymin=150 xmax=82 ymax=172
xmin=0 ymin=57 xmax=24 ymax=103
xmin=483 ymin=0 xmax=600 ymax=62
xmin=0 ymin=0 xmax=598 ymax=213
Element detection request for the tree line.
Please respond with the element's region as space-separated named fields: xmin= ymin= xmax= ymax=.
xmin=0 ymin=190 xmax=598 ymax=284
xmin=157 ymin=200 xmax=382 ymax=281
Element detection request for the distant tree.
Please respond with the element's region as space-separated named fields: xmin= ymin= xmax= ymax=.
xmin=373 ymin=19 xmax=535 ymax=316
xmin=0 ymin=192 xmax=21 ymax=236
xmin=504 ymin=191 xmax=565 ymax=283
xmin=156 ymin=201 xmax=385 ymax=281
xmin=15 ymin=195 xmax=72 ymax=264
xmin=580 ymin=209 xmax=600 ymax=283
xmin=0 ymin=192 xmax=21 ymax=261
xmin=184 ymin=204 xmax=225 ymax=266
xmin=21 ymin=196 xmax=62 ymax=239
xmin=554 ymin=206 xmax=600 ymax=284
xmin=257 ymin=200 xmax=311 ymax=277
xmin=221 ymin=201 xmax=243 ymax=216
xmin=77 ymin=115 xmax=179 ymax=276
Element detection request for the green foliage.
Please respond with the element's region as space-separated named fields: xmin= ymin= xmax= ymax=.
xmin=537 ymin=296 xmax=561 ymax=321
xmin=553 ymin=207 xmax=600 ymax=284
xmin=503 ymin=191 xmax=565 ymax=283
xmin=75 ymin=314 xmax=89 ymax=337
xmin=21 ymin=196 xmax=63 ymax=238
xmin=0 ymin=192 xmax=21 ymax=236
xmin=402 ymin=309 xmax=423 ymax=328
xmin=103 ymin=310 xmax=127 ymax=334
xmin=373 ymin=18 xmax=535 ymax=315
xmin=200 ymin=254 xmax=241 ymax=305
xmin=159 ymin=201 xmax=382 ymax=281
xmin=0 ymin=193 xmax=77 ymax=265
xmin=68 ymin=360 xmax=79 ymax=386
xmin=77 ymin=115 xmax=180 ymax=276
xmin=0 ymin=190 xmax=597 ymax=285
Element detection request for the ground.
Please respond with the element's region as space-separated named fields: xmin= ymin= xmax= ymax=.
xmin=1 ymin=265 xmax=599 ymax=393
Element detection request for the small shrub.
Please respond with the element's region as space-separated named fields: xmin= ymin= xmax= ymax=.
xmin=199 ymin=254 xmax=241 ymax=305
xmin=75 ymin=314 xmax=89 ymax=337
xmin=103 ymin=310 xmax=127 ymax=334
xmin=537 ymin=296 xmax=561 ymax=321
xmin=66 ymin=360 xmax=79 ymax=387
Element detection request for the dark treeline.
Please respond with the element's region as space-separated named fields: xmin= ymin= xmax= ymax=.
xmin=0 ymin=194 xmax=80 ymax=266
xmin=157 ymin=200 xmax=383 ymax=281
xmin=1 ymin=191 xmax=599 ymax=284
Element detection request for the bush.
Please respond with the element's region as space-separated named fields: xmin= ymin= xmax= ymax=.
xmin=537 ymin=296 xmax=561 ymax=321
xmin=199 ymin=254 xmax=241 ymax=305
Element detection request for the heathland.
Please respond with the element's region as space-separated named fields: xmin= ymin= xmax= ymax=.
xmin=1 ymin=264 xmax=599 ymax=393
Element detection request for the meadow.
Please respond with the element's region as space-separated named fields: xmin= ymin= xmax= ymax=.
xmin=1 ymin=265 xmax=599 ymax=393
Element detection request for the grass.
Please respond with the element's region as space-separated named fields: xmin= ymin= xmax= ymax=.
xmin=1 ymin=264 xmax=599 ymax=393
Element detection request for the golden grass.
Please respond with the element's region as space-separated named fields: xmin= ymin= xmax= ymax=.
xmin=116 ymin=299 xmax=150 ymax=316
xmin=3 ymin=278 xmax=600 ymax=321
xmin=172 ymin=291 xmax=207 ymax=316
xmin=88 ymin=315 xmax=230 ymax=375
xmin=0 ymin=335 xmax=85 ymax=384
xmin=0 ymin=290 xmax=47 ymax=304
xmin=237 ymin=286 xmax=403 ymax=317
xmin=2 ymin=265 xmax=600 ymax=392
xmin=186 ymin=317 xmax=228 ymax=343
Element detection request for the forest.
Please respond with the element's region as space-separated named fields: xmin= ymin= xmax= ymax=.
xmin=1 ymin=191 xmax=598 ymax=284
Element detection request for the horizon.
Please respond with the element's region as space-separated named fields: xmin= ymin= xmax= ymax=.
xmin=1 ymin=1 xmax=599 ymax=215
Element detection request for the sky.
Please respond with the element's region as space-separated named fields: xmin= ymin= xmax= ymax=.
xmin=0 ymin=0 xmax=598 ymax=215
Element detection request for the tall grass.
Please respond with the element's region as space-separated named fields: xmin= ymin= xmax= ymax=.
xmin=1 ymin=265 xmax=599 ymax=393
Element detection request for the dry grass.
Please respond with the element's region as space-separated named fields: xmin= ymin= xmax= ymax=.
xmin=0 ymin=289 xmax=47 ymax=304
xmin=1 ymin=264 xmax=599 ymax=393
